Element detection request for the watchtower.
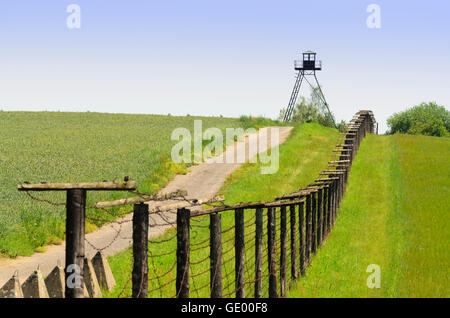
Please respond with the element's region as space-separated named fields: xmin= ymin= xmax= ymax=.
xmin=283 ymin=51 xmax=334 ymax=125
xmin=295 ymin=51 xmax=322 ymax=71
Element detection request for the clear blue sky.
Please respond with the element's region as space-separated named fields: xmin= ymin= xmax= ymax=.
xmin=1 ymin=0 xmax=449 ymax=132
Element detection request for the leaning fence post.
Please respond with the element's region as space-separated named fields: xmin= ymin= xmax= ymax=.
xmin=289 ymin=204 xmax=298 ymax=280
xmin=305 ymin=194 xmax=312 ymax=266
xmin=334 ymin=178 xmax=339 ymax=223
xmin=210 ymin=213 xmax=222 ymax=298
xmin=323 ymin=186 xmax=329 ymax=238
xmin=311 ymin=190 xmax=317 ymax=255
xmin=317 ymin=188 xmax=323 ymax=248
xmin=267 ymin=207 xmax=278 ymax=298
xmin=235 ymin=208 xmax=245 ymax=298
xmin=176 ymin=208 xmax=190 ymax=298
xmin=132 ymin=203 xmax=149 ymax=298
xmin=331 ymin=180 xmax=337 ymax=226
xmin=337 ymin=174 xmax=343 ymax=210
xmin=329 ymin=183 xmax=333 ymax=232
xmin=254 ymin=207 xmax=263 ymax=298
xmin=280 ymin=206 xmax=287 ymax=297
xmin=298 ymin=202 xmax=306 ymax=276
xmin=65 ymin=189 xmax=86 ymax=298
xmin=329 ymin=182 xmax=334 ymax=230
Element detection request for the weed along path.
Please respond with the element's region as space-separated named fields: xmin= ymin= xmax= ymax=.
xmin=0 ymin=126 xmax=293 ymax=287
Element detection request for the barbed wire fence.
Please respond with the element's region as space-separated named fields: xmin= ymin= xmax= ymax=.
xmin=17 ymin=110 xmax=376 ymax=298
xmin=128 ymin=110 xmax=376 ymax=298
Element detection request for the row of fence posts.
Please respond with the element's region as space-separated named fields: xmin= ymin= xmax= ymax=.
xmin=130 ymin=111 xmax=376 ymax=298
xmin=163 ymin=181 xmax=343 ymax=298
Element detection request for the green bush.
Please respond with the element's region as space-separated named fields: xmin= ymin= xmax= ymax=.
xmin=279 ymin=87 xmax=336 ymax=128
xmin=387 ymin=102 xmax=449 ymax=137
xmin=238 ymin=115 xmax=284 ymax=129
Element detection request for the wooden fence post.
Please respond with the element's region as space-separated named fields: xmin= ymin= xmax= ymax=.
xmin=311 ymin=191 xmax=317 ymax=255
xmin=65 ymin=189 xmax=86 ymax=298
xmin=323 ymin=186 xmax=329 ymax=238
xmin=132 ymin=203 xmax=149 ymax=298
xmin=317 ymin=188 xmax=323 ymax=248
xmin=289 ymin=204 xmax=298 ymax=281
xmin=254 ymin=208 xmax=263 ymax=298
xmin=338 ymin=174 xmax=343 ymax=210
xmin=298 ymin=202 xmax=306 ymax=276
xmin=17 ymin=179 xmax=136 ymax=299
xmin=336 ymin=176 xmax=340 ymax=212
xmin=176 ymin=208 xmax=190 ymax=298
xmin=235 ymin=208 xmax=245 ymax=298
xmin=329 ymin=182 xmax=334 ymax=230
xmin=210 ymin=213 xmax=222 ymax=298
xmin=330 ymin=180 xmax=336 ymax=230
xmin=337 ymin=176 xmax=342 ymax=215
xmin=305 ymin=194 xmax=312 ymax=266
xmin=267 ymin=207 xmax=278 ymax=298
xmin=280 ymin=206 xmax=287 ymax=297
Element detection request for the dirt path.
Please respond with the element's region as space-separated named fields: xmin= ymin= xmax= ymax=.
xmin=0 ymin=126 xmax=293 ymax=286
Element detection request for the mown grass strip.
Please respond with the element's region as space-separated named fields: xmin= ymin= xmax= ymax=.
xmin=287 ymin=133 xmax=449 ymax=297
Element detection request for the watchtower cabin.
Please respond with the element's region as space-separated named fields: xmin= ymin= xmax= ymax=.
xmin=294 ymin=51 xmax=322 ymax=73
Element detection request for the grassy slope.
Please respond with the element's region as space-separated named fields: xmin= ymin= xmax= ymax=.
xmin=0 ymin=111 xmax=243 ymax=257
xmin=220 ymin=123 xmax=339 ymax=203
xmin=104 ymin=123 xmax=340 ymax=297
xmin=287 ymin=133 xmax=449 ymax=297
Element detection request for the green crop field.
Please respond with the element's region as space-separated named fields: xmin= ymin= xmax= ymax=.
xmin=0 ymin=111 xmax=247 ymax=258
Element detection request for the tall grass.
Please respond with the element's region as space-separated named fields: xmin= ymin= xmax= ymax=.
xmin=393 ymin=134 xmax=449 ymax=297
xmin=287 ymin=133 xmax=449 ymax=297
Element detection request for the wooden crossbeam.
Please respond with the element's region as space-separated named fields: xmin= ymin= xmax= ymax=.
xmin=18 ymin=181 xmax=136 ymax=191
xmin=264 ymin=198 xmax=306 ymax=208
xmin=329 ymin=160 xmax=350 ymax=164
xmin=333 ymin=149 xmax=352 ymax=152
xmin=308 ymin=182 xmax=333 ymax=187
xmin=191 ymin=197 xmax=308 ymax=217
xmin=94 ymin=189 xmax=187 ymax=208
xmin=304 ymin=185 xmax=328 ymax=190
xmin=319 ymin=171 xmax=346 ymax=175
xmin=192 ymin=201 xmax=266 ymax=215
xmin=315 ymin=177 xmax=340 ymax=182
xmin=275 ymin=190 xmax=309 ymax=200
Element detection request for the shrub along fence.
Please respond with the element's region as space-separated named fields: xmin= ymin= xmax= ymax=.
xmin=130 ymin=110 xmax=377 ymax=298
